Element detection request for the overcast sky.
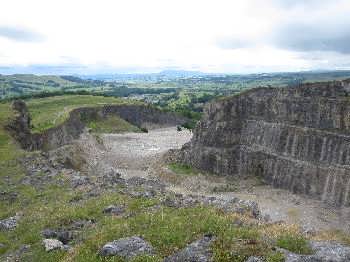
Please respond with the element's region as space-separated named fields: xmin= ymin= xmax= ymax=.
xmin=1 ymin=0 xmax=350 ymax=74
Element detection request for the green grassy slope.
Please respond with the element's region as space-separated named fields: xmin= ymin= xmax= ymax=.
xmin=26 ymin=95 xmax=138 ymax=133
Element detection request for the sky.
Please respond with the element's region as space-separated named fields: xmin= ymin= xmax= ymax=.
xmin=0 ymin=0 xmax=350 ymax=74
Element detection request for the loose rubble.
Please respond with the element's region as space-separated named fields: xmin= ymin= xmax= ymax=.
xmin=162 ymin=194 xmax=261 ymax=219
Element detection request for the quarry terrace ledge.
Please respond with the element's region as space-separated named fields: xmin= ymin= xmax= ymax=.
xmin=180 ymin=79 xmax=350 ymax=207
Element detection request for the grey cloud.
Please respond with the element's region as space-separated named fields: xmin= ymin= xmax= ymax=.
xmin=0 ymin=25 xmax=45 ymax=42
xmin=217 ymin=17 xmax=350 ymax=54
xmin=271 ymin=22 xmax=350 ymax=54
xmin=216 ymin=0 xmax=350 ymax=54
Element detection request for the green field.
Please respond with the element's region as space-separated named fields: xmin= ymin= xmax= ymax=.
xmin=25 ymin=95 xmax=137 ymax=133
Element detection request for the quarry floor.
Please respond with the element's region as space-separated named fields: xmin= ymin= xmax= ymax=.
xmin=84 ymin=127 xmax=350 ymax=235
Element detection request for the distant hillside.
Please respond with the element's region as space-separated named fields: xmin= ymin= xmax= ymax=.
xmin=0 ymin=74 xmax=106 ymax=99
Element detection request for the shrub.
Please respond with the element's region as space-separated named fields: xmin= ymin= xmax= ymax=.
xmin=276 ymin=234 xmax=312 ymax=254
xmin=141 ymin=127 xmax=148 ymax=133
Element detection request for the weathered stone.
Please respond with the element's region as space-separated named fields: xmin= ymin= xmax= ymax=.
xmin=278 ymin=241 xmax=350 ymax=262
xmin=103 ymin=205 xmax=125 ymax=216
xmin=180 ymin=79 xmax=350 ymax=206
xmin=162 ymin=194 xmax=261 ymax=219
xmin=57 ymin=230 xmax=75 ymax=244
xmin=0 ymin=216 xmax=18 ymax=230
xmin=164 ymin=234 xmax=215 ymax=262
xmin=42 ymin=239 xmax=64 ymax=252
xmin=246 ymin=257 xmax=264 ymax=262
xmin=99 ymin=236 xmax=154 ymax=259
xmin=41 ymin=229 xmax=57 ymax=239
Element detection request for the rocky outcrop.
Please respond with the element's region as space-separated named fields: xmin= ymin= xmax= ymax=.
xmin=99 ymin=236 xmax=154 ymax=259
xmin=7 ymin=101 xmax=187 ymax=151
xmin=180 ymin=79 xmax=350 ymax=206
xmin=164 ymin=234 xmax=215 ymax=262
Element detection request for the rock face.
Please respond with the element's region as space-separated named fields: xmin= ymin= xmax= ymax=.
xmin=181 ymin=80 xmax=350 ymax=206
xmin=7 ymin=101 xmax=187 ymax=151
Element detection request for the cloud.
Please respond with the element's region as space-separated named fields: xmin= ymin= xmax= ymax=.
xmin=271 ymin=0 xmax=327 ymax=8
xmin=216 ymin=1 xmax=350 ymax=55
xmin=215 ymin=37 xmax=256 ymax=50
xmin=0 ymin=25 xmax=45 ymax=42
xmin=271 ymin=22 xmax=350 ymax=54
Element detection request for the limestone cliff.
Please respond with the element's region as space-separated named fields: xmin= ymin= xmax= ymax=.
xmin=7 ymin=101 xmax=187 ymax=151
xmin=180 ymin=79 xmax=350 ymax=206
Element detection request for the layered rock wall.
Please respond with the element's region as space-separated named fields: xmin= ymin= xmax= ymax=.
xmin=181 ymin=80 xmax=350 ymax=206
xmin=7 ymin=102 xmax=187 ymax=151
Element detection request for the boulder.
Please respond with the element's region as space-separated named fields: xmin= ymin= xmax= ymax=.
xmin=0 ymin=216 xmax=18 ymax=230
xmin=99 ymin=236 xmax=154 ymax=259
xmin=42 ymin=239 xmax=64 ymax=252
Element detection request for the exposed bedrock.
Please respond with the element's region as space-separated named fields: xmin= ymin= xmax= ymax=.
xmin=180 ymin=79 xmax=350 ymax=206
xmin=7 ymin=101 xmax=187 ymax=151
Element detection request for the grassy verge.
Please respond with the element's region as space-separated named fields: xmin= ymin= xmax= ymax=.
xmin=168 ymin=163 xmax=200 ymax=176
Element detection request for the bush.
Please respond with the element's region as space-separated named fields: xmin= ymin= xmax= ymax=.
xmin=276 ymin=234 xmax=312 ymax=254
xmin=141 ymin=127 xmax=148 ymax=133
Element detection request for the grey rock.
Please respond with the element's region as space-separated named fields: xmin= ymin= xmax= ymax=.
xmin=164 ymin=234 xmax=215 ymax=262
xmin=41 ymin=229 xmax=57 ymax=238
xmin=103 ymin=205 xmax=125 ymax=216
xmin=42 ymin=239 xmax=64 ymax=252
xmin=310 ymin=241 xmax=350 ymax=261
xmin=57 ymin=230 xmax=75 ymax=244
xmin=71 ymin=174 xmax=90 ymax=188
xmin=70 ymin=219 xmax=95 ymax=229
xmin=246 ymin=257 xmax=264 ymax=262
xmin=99 ymin=236 xmax=154 ymax=259
xmin=0 ymin=243 xmax=5 ymax=248
xmin=0 ymin=216 xmax=18 ymax=230
xmin=162 ymin=194 xmax=261 ymax=219
xmin=280 ymin=241 xmax=350 ymax=262
xmin=179 ymin=79 xmax=350 ymax=206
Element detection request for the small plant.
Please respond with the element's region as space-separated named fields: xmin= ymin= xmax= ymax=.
xmin=177 ymin=125 xmax=182 ymax=131
xmin=168 ymin=163 xmax=199 ymax=175
xmin=141 ymin=127 xmax=148 ymax=133
xmin=265 ymin=251 xmax=285 ymax=262
xmin=212 ymin=183 xmax=238 ymax=193
xmin=276 ymin=234 xmax=312 ymax=254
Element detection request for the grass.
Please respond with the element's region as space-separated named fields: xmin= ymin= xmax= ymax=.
xmin=26 ymin=95 xmax=139 ymax=133
xmin=86 ymin=115 xmax=140 ymax=134
xmin=168 ymin=163 xmax=199 ymax=176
